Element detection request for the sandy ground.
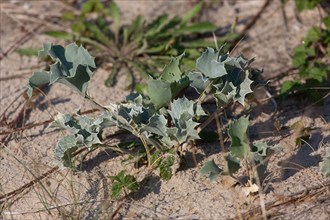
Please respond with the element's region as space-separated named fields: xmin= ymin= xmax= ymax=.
xmin=0 ymin=0 xmax=329 ymax=219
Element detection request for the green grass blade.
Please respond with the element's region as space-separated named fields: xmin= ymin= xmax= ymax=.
xmin=181 ymin=1 xmax=203 ymax=24
xmin=16 ymin=48 xmax=39 ymax=56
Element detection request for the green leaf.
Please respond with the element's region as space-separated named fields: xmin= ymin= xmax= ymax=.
xmin=145 ymin=15 xmax=169 ymax=37
xmin=280 ymin=80 xmax=299 ymax=95
xmin=228 ymin=116 xmax=250 ymax=159
xmin=49 ymin=112 xmax=108 ymax=168
xmin=81 ymin=0 xmax=102 ymax=14
xmin=201 ymin=159 xmax=223 ymax=182
xmin=105 ymin=63 xmax=120 ymax=87
xmin=304 ymin=27 xmax=321 ymax=45
xmin=147 ymin=78 xmax=172 ymax=110
xmin=45 ymin=31 xmax=74 ymax=41
xmin=109 ymin=171 xmax=139 ymax=199
xmin=71 ymin=21 xmax=86 ymax=33
xmin=159 ymin=154 xmax=175 ymax=180
xmin=323 ymin=16 xmax=330 ymax=30
xmin=225 ymin=153 xmax=240 ymax=175
xmin=320 ymin=147 xmax=330 ymax=177
xmin=62 ymin=11 xmax=75 ymax=21
xmin=16 ymin=48 xmax=39 ymax=56
xmin=306 ymin=66 xmax=326 ymax=82
xmin=170 ymin=76 xmax=190 ymax=98
xmin=252 ymin=141 xmax=281 ymax=158
xmin=109 ymin=1 xmax=120 ymax=34
xmin=176 ymin=22 xmax=217 ymax=34
xmin=85 ymin=23 xmax=111 ymax=46
xmin=161 ymin=53 xmax=184 ymax=83
xmin=196 ymin=47 xmax=227 ymax=78
xmin=169 ymin=96 xmax=197 ymax=119
xmin=134 ymin=83 xmax=148 ymax=95
xmin=150 ymin=149 xmax=176 ymax=180
xmin=181 ymin=1 xmax=203 ymax=24
xmin=295 ymin=0 xmax=320 ymax=12
xmin=111 ymin=182 xmax=123 ymax=199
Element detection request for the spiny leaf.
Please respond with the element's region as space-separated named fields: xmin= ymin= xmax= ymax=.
xmin=55 ymin=135 xmax=78 ymax=168
xmin=234 ymin=70 xmax=253 ymax=105
xmin=169 ymin=97 xmax=196 ymax=119
xmin=188 ymin=71 xmax=210 ymax=94
xmin=225 ymin=153 xmax=240 ymax=175
xmin=214 ymin=81 xmax=236 ymax=107
xmin=51 ymin=112 xmax=106 ymax=167
xmin=196 ymin=47 xmax=227 ymax=78
xmin=148 ymin=53 xmax=189 ymax=110
xmin=27 ymin=43 xmax=96 ymax=98
xmin=251 ymin=141 xmax=282 ymax=180
xmin=27 ymin=71 xmax=50 ymax=98
xmin=228 ymin=116 xmax=250 ymax=159
xmin=201 ymin=159 xmax=223 ymax=182
xmin=161 ymin=53 xmax=184 ymax=83
xmin=142 ymin=114 xmax=168 ymax=137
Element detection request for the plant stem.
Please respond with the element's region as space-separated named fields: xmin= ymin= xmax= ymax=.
xmin=214 ymin=112 xmax=226 ymax=153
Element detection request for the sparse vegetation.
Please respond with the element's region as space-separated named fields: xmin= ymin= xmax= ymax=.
xmin=1 ymin=0 xmax=330 ymax=219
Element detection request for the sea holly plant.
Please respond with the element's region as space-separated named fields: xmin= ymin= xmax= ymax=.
xmin=189 ymin=47 xmax=254 ymax=107
xmin=201 ymin=116 xmax=282 ymax=189
xmin=27 ymin=41 xmax=263 ymax=191
xmin=48 ymin=112 xmax=112 ymax=167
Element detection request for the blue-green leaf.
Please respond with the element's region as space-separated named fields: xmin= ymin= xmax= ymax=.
xmin=27 ymin=43 xmax=96 ymax=98
xmin=196 ymin=47 xmax=227 ymax=78
xmin=147 ymin=77 xmax=172 ymax=110
xmin=201 ymin=159 xmax=223 ymax=182
xmin=228 ymin=116 xmax=250 ymax=159
xmin=55 ymin=135 xmax=78 ymax=168
xmin=27 ymin=71 xmax=50 ymax=98
xmin=188 ymin=71 xmax=210 ymax=94
xmin=161 ymin=53 xmax=184 ymax=83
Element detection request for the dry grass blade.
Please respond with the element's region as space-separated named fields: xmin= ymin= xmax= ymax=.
xmin=0 ymin=128 xmax=127 ymax=204
xmin=234 ymin=180 xmax=330 ymax=219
